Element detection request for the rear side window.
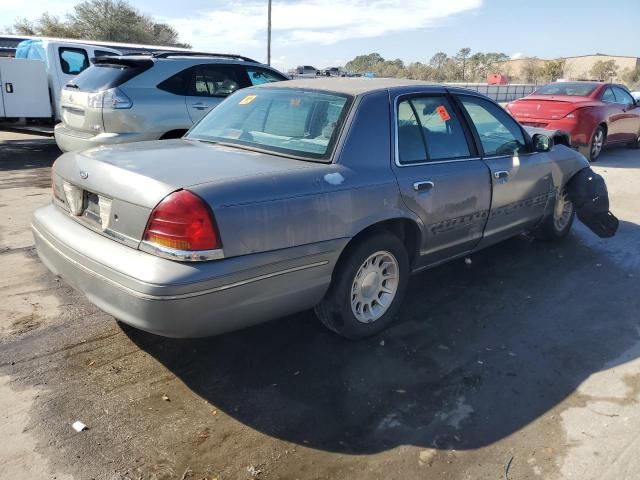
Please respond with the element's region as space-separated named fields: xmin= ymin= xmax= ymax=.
xmin=397 ymin=96 xmax=470 ymax=163
xmin=190 ymin=65 xmax=246 ymax=97
xmin=246 ymin=67 xmax=287 ymax=85
xmin=66 ymin=61 xmax=152 ymax=92
xmin=59 ymin=47 xmax=89 ymax=75
xmin=602 ymin=87 xmax=616 ymax=103
xmin=613 ymin=87 xmax=635 ymax=106
xmin=459 ymin=95 xmax=527 ymax=157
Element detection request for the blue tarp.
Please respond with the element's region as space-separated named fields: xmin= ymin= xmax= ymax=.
xmin=15 ymin=39 xmax=47 ymax=64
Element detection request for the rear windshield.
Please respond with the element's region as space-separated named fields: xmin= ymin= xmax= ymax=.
xmin=534 ymin=82 xmax=599 ymax=97
xmin=65 ymin=61 xmax=151 ymax=92
xmin=186 ymin=88 xmax=352 ymax=161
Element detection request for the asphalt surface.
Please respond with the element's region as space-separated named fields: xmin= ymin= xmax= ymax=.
xmin=1 ymin=131 xmax=639 ymax=480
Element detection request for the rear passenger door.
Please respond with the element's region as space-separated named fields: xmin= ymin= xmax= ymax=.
xmin=455 ymin=94 xmax=554 ymax=246
xmin=184 ymin=64 xmax=249 ymax=123
xmin=391 ymin=91 xmax=492 ymax=266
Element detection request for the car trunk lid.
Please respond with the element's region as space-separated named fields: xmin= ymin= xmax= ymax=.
xmin=52 ymin=139 xmax=320 ymax=245
xmin=509 ymin=95 xmax=590 ymax=120
xmin=59 ymin=88 xmax=104 ymax=134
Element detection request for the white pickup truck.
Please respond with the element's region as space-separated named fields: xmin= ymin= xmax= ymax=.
xmin=0 ymin=39 xmax=121 ymax=123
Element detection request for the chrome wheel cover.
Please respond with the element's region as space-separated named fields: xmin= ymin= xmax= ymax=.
xmin=591 ymin=129 xmax=604 ymax=158
xmin=351 ymin=251 xmax=399 ymax=324
xmin=554 ymin=190 xmax=574 ymax=231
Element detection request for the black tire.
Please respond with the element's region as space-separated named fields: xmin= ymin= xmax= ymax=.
xmin=627 ymin=134 xmax=640 ymax=149
xmin=314 ymin=232 xmax=409 ymax=339
xmin=533 ymin=190 xmax=575 ymax=241
xmin=587 ymin=126 xmax=606 ymax=162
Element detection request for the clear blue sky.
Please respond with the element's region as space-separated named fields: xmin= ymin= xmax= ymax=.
xmin=3 ymin=0 xmax=639 ymax=70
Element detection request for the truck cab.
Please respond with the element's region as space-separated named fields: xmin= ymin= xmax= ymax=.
xmin=0 ymin=39 xmax=121 ymax=122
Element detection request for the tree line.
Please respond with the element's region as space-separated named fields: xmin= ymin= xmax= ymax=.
xmin=344 ymin=50 xmax=511 ymax=83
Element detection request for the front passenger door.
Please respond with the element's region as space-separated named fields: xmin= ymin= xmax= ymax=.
xmin=185 ymin=64 xmax=249 ymax=123
xmin=456 ymin=94 xmax=554 ymax=246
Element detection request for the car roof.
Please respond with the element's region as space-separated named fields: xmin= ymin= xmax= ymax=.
xmin=112 ymin=54 xmax=265 ymax=66
xmin=257 ymin=77 xmax=441 ymax=95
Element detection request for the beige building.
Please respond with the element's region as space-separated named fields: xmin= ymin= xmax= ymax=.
xmin=499 ymin=54 xmax=640 ymax=83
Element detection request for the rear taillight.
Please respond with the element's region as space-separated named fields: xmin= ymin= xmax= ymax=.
xmin=87 ymin=87 xmax=132 ymax=109
xmin=143 ymin=190 xmax=220 ymax=252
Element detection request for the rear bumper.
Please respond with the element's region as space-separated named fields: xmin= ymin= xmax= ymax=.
xmin=516 ymin=117 xmax=592 ymax=147
xmin=54 ymin=124 xmax=161 ymax=153
xmin=33 ymin=204 xmax=340 ymax=337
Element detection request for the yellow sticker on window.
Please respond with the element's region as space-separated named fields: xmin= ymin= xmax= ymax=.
xmin=239 ymin=95 xmax=257 ymax=105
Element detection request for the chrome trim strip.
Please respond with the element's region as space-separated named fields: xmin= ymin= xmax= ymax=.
xmin=33 ymin=224 xmax=328 ymax=301
xmin=139 ymin=241 xmax=225 ymax=262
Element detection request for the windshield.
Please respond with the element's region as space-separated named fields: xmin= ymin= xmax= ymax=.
xmin=534 ymin=82 xmax=599 ymax=97
xmin=187 ymin=88 xmax=351 ymax=161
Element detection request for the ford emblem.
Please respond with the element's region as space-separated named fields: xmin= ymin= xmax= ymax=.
xmin=79 ymin=170 xmax=89 ymax=179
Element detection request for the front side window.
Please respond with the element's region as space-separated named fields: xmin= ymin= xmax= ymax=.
xmin=460 ymin=95 xmax=527 ymax=157
xmin=190 ymin=65 xmax=244 ymax=97
xmin=186 ymin=88 xmax=351 ymax=161
xmin=613 ymin=87 xmax=635 ymax=106
xmin=59 ymin=47 xmax=90 ymax=75
xmin=602 ymin=87 xmax=616 ymax=103
xmin=397 ymin=96 xmax=470 ymax=163
xmin=246 ymin=67 xmax=287 ymax=86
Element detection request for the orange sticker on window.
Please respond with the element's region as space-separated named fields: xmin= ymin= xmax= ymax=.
xmin=239 ymin=95 xmax=256 ymax=105
xmin=290 ymin=98 xmax=302 ymax=106
xmin=436 ymin=105 xmax=451 ymax=121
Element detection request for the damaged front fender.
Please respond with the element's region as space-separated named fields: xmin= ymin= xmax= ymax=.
xmin=566 ymin=167 xmax=619 ymax=238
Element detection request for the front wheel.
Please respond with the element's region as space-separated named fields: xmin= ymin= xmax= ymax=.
xmin=533 ymin=189 xmax=575 ymax=241
xmin=627 ymin=134 xmax=640 ymax=149
xmin=315 ymin=233 xmax=409 ymax=339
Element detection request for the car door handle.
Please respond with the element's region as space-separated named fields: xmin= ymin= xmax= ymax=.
xmin=494 ymin=171 xmax=509 ymax=180
xmin=192 ymin=103 xmax=209 ymax=110
xmin=413 ymin=181 xmax=435 ymax=192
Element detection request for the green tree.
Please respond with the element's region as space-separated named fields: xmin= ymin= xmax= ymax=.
xmin=622 ymin=66 xmax=640 ymax=89
xmin=456 ymin=47 xmax=471 ymax=81
xmin=522 ymin=58 xmax=544 ymax=83
xmin=590 ymin=60 xmax=619 ymax=81
xmin=344 ymin=53 xmax=385 ymax=73
xmin=11 ymin=0 xmax=190 ymax=47
xmin=542 ymin=60 xmax=565 ymax=82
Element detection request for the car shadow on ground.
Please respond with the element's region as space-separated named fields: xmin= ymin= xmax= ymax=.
xmin=0 ymin=137 xmax=60 ymax=189
xmin=595 ymin=144 xmax=640 ymax=168
xmin=125 ymin=219 xmax=640 ymax=455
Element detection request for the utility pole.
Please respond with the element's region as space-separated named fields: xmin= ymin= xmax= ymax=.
xmin=267 ymin=0 xmax=272 ymax=65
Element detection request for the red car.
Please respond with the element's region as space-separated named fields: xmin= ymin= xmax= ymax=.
xmin=506 ymin=82 xmax=640 ymax=161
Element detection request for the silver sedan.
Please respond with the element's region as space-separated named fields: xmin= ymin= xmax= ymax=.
xmin=34 ymin=78 xmax=595 ymax=339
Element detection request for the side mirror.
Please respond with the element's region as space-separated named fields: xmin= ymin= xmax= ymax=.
xmin=533 ymin=133 xmax=554 ymax=152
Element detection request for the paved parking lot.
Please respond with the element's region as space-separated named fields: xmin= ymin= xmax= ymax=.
xmin=1 ymin=131 xmax=640 ymax=480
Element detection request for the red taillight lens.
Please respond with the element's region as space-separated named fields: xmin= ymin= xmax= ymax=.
xmin=143 ymin=190 xmax=220 ymax=251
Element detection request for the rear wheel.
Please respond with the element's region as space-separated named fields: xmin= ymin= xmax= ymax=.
xmin=588 ymin=126 xmax=605 ymax=162
xmin=315 ymin=233 xmax=409 ymax=339
xmin=533 ymin=189 xmax=575 ymax=241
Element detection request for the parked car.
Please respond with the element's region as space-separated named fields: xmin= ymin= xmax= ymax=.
xmin=35 ymin=78 xmax=604 ymax=340
xmin=294 ymin=65 xmax=320 ymax=77
xmin=506 ymin=81 xmax=640 ymax=161
xmin=323 ymin=67 xmax=344 ymax=77
xmin=631 ymin=91 xmax=640 ymax=102
xmin=54 ymin=52 xmax=288 ymax=152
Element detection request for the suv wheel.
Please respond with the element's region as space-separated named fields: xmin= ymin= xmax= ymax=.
xmin=315 ymin=233 xmax=409 ymax=339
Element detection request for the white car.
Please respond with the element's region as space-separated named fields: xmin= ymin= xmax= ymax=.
xmin=631 ymin=91 xmax=640 ymax=102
